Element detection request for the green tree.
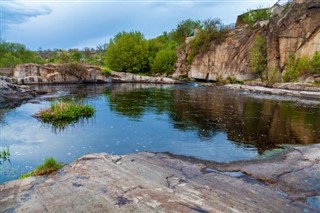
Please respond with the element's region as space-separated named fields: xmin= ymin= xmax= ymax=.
xmin=151 ymin=46 xmax=177 ymax=75
xmin=171 ymin=19 xmax=202 ymax=44
xmin=105 ymin=31 xmax=149 ymax=73
xmin=249 ymin=35 xmax=267 ymax=81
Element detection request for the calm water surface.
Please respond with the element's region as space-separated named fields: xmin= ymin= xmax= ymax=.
xmin=1 ymin=83 xmax=319 ymax=183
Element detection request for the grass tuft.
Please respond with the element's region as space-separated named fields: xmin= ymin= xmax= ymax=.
xmin=34 ymin=100 xmax=95 ymax=130
xmin=20 ymin=157 xmax=63 ymax=179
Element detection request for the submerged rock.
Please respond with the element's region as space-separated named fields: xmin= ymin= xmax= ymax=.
xmin=2 ymin=146 xmax=320 ymax=212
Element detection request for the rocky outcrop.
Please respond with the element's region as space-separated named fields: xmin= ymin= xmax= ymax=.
xmin=110 ymin=71 xmax=181 ymax=84
xmin=2 ymin=146 xmax=320 ymax=212
xmin=0 ymin=79 xmax=44 ymax=108
xmin=2 ymin=63 xmax=107 ymax=84
xmin=174 ymin=0 xmax=320 ymax=82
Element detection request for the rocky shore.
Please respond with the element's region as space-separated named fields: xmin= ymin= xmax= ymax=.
xmin=0 ymin=79 xmax=46 ymax=108
xmin=1 ymin=144 xmax=320 ymax=212
xmin=225 ymin=83 xmax=320 ymax=99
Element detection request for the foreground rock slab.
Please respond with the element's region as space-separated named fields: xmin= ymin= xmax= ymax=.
xmin=2 ymin=147 xmax=319 ymax=213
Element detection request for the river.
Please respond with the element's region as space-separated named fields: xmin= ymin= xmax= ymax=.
xmin=0 ymin=83 xmax=319 ymax=183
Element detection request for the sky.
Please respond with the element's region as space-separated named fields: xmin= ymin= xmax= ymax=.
xmin=1 ymin=0 xmax=278 ymax=50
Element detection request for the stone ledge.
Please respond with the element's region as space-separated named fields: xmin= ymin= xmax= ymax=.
xmin=1 ymin=146 xmax=319 ymax=212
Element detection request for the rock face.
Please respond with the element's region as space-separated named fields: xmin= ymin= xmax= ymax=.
xmin=2 ymin=147 xmax=320 ymax=212
xmin=3 ymin=63 xmax=107 ymax=84
xmin=174 ymin=0 xmax=320 ymax=81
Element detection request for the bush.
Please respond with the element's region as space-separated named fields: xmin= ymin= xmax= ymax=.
xmin=105 ymin=31 xmax=149 ymax=73
xmin=312 ymin=52 xmax=320 ymax=74
xmin=151 ymin=47 xmax=177 ymax=75
xmin=242 ymin=7 xmax=271 ymax=27
xmin=20 ymin=157 xmax=63 ymax=179
xmin=283 ymin=56 xmax=313 ymax=82
xmin=249 ymin=35 xmax=268 ymax=81
xmin=101 ymin=66 xmax=112 ymax=75
xmin=171 ymin=19 xmax=202 ymax=44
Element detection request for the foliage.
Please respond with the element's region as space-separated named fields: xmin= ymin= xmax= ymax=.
xmin=283 ymin=56 xmax=313 ymax=82
xmin=34 ymin=100 xmax=95 ymax=130
xmin=312 ymin=52 xmax=320 ymax=74
xmin=171 ymin=19 xmax=202 ymax=44
xmin=249 ymin=35 xmax=268 ymax=81
xmin=242 ymin=7 xmax=271 ymax=27
xmin=105 ymin=31 xmax=149 ymax=73
xmin=151 ymin=45 xmax=177 ymax=75
xmin=187 ymin=18 xmax=231 ymax=64
xmin=20 ymin=157 xmax=63 ymax=179
xmin=0 ymin=41 xmax=43 ymax=68
xmin=101 ymin=66 xmax=113 ymax=75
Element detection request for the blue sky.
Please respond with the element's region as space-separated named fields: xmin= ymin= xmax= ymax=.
xmin=1 ymin=0 xmax=277 ymax=50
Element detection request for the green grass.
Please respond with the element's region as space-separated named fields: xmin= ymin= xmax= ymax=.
xmin=20 ymin=157 xmax=63 ymax=179
xmin=34 ymin=100 xmax=95 ymax=129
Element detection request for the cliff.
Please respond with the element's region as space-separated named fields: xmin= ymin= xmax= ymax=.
xmin=174 ymin=0 xmax=320 ymax=82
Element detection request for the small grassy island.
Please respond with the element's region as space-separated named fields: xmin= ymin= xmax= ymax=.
xmin=20 ymin=158 xmax=63 ymax=179
xmin=34 ymin=100 xmax=95 ymax=130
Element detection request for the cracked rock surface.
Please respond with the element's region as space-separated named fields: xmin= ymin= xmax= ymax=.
xmin=1 ymin=146 xmax=320 ymax=212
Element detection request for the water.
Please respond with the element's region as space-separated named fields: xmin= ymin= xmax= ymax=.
xmin=0 ymin=83 xmax=319 ymax=183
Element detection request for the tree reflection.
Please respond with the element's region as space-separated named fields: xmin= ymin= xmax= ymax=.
xmin=104 ymin=84 xmax=320 ymax=153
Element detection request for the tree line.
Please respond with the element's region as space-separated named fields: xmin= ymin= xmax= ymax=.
xmin=0 ymin=18 xmax=231 ymax=76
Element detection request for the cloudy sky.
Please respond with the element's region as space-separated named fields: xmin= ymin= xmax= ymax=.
xmin=1 ymin=0 xmax=277 ymax=50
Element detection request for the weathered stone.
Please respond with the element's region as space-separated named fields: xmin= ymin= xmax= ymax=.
xmin=12 ymin=63 xmax=107 ymax=84
xmin=110 ymin=71 xmax=181 ymax=84
xmin=1 ymin=149 xmax=319 ymax=212
xmin=226 ymin=84 xmax=320 ymax=99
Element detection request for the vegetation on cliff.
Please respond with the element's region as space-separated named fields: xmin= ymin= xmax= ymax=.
xmin=241 ymin=7 xmax=271 ymax=27
xmin=249 ymin=35 xmax=268 ymax=81
xmin=20 ymin=157 xmax=63 ymax=179
xmin=187 ymin=18 xmax=231 ymax=64
xmin=283 ymin=52 xmax=320 ymax=82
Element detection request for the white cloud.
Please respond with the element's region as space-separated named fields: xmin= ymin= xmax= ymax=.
xmin=1 ymin=0 xmax=277 ymax=49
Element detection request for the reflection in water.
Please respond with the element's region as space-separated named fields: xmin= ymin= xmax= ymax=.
xmin=106 ymin=84 xmax=320 ymax=153
xmin=0 ymin=83 xmax=319 ymax=183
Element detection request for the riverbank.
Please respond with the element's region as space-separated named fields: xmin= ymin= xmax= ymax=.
xmin=1 ymin=144 xmax=319 ymax=212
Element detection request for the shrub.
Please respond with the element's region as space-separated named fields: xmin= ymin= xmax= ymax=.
xmin=101 ymin=66 xmax=112 ymax=75
xmin=20 ymin=157 xmax=63 ymax=179
xmin=312 ymin=52 xmax=320 ymax=74
xmin=249 ymin=35 xmax=267 ymax=81
xmin=151 ymin=47 xmax=177 ymax=75
xmin=105 ymin=31 xmax=149 ymax=73
xmin=283 ymin=56 xmax=313 ymax=82
xmin=242 ymin=7 xmax=271 ymax=27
